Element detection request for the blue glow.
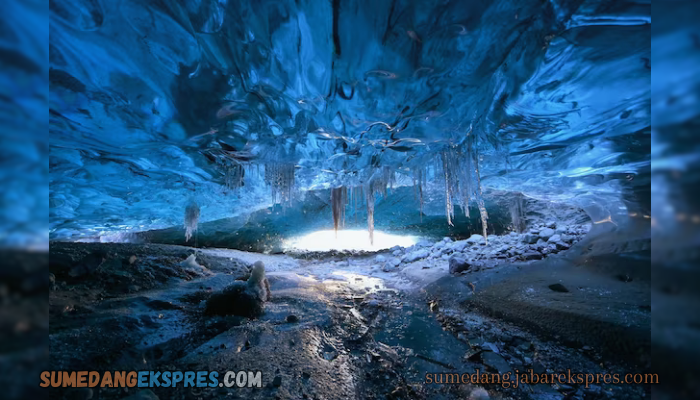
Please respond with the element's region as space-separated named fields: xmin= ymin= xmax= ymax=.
xmin=46 ymin=0 xmax=653 ymax=240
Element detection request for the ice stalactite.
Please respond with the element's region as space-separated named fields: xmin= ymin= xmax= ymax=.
xmin=184 ymin=201 xmax=200 ymax=242
xmin=510 ymin=193 xmax=527 ymax=233
xmin=203 ymin=149 xmax=249 ymax=192
xmin=366 ymin=188 xmax=375 ymax=245
xmin=473 ymin=149 xmax=489 ymax=245
xmin=413 ymin=168 xmax=426 ymax=222
xmin=365 ymin=168 xmax=394 ymax=245
xmin=331 ymin=186 xmax=347 ymax=235
xmin=223 ymin=163 xmax=245 ymax=190
xmin=264 ymin=163 xmax=295 ymax=206
xmin=441 ymin=151 xmax=459 ymax=226
xmin=437 ymin=126 xmax=489 ymax=244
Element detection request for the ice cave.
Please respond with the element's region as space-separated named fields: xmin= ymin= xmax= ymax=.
xmin=45 ymin=0 xmax=659 ymax=398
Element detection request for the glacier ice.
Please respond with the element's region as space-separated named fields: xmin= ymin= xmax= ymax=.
xmin=46 ymin=0 xmax=652 ymax=242
xmin=184 ymin=201 xmax=200 ymax=242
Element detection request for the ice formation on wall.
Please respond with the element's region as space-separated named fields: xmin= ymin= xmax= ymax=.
xmin=264 ymin=164 xmax=295 ymax=206
xmin=413 ymin=168 xmax=426 ymax=222
xmin=331 ymin=186 xmax=347 ymax=234
xmin=436 ymin=126 xmax=489 ymax=243
xmin=365 ymin=168 xmax=395 ymax=245
xmin=509 ymin=193 xmax=527 ymax=233
xmin=184 ymin=201 xmax=200 ymax=242
xmin=46 ymin=0 xmax=651 ymax=241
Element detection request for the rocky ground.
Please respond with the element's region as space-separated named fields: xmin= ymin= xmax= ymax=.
xmin=46 ymin=222 xmax=651 ymax=400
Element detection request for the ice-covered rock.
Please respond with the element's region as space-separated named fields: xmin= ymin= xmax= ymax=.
xmin=415 ymin=240 xmax=433 ymax=248
xmin=449 ymin=240 xmax=469 ymax=253
xmin=560 ymin=234 xmax=574 ymax=244
xmin=466 ymin=234 xmax=485 ymax=245
xmin=403 ymin=249 xmax=429 ymax=263
xmin=523 ymin=234 xmax=539 ymax=244
xmin=547 ymin=234 xmax=561 ymax=243
xmin=539 ymin=228 xmax=555 ymax=240
xmin=386 ymin=257 xmax=401 ymax=268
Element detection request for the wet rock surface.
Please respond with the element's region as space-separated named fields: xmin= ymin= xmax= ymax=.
xmin=48 ymin=235 xmax=650 ymax=399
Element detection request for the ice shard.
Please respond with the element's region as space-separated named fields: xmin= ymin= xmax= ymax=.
xmin=184 ymin=201 xmax=200 ymax=242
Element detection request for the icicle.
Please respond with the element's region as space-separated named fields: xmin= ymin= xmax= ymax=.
xmin=510 ymin=193 xmax=527 ymax=233
xmin=223 ymin=163 xmax=245 ymax=190
xmin=365 ymin=167 xmax=394 ymax=245
xmin=184 ymin=201 xmax=200 ymax=242
xmin=473 ymin=149 xmax=489 ymax=244
xmin=264 ymin=163 xmax=295 ymax=207
xmin=331 ymin=186 xmax=347 ymax=236
xmin=414 ymin=169 xmax=425 ymax=223
xmin=441 ymin=151 xmax=458 ymax=226
xmin=367 ymin=188 xmax=375 ymax=245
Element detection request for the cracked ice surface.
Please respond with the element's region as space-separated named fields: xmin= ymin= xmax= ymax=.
xmin=48 ymin=0 xmax=652 ymax=240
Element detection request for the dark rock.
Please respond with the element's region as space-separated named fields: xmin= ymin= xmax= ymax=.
xmin=481 ymin=351 xmax=512 ymax=374
xmin=204 ymin=261 xmax=270 ymax=318
xmin=69 ymin=252 xmax=107 ymax=277
xmin=205 ymin=282 xmax=264 ymax=318
xmin=523 ymin=234 xmax=539 ymax=244
xmin=554 ymin=241 xmax=570 ymax=250
xmin=616 ymin=274 xmax=633 ymax=282
xmin=548 ymin=283 xmax=569 ymax=293
xmin=286 ymin=314 xmax=299 ymax=323
xmin=448 ymin=256 xmax=471 ymax=274
xmin=272 ymin=375 xmax=282 ymax=387
xmin=521 ymin=252 xmax=543 ymax=261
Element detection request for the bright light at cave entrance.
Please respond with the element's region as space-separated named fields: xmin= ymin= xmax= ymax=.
xmin=285 ymin=230 xmax=417 ymax=252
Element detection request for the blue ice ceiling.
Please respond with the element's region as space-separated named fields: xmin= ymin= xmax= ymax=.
xmin=49 ymin=0 xmax=650 ymax=239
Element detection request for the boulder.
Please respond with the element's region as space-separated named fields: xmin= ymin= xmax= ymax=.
xmin=449 ymin=255 xmax=471 ymax=274
xmin=449 ymin=240 xmax=468 ymax=252
xmin=481 ymin=351 xmax=512 ymax=374
xmin=403 ymin=249 xmax=429 ymax=263
xmin=560 ymin=234 xmax=574 ymax=244
xmin=538 ymin=228 xmax=555 ymax=240
xmin=554 ymin=241 xmax=570 ymax=250
xmin=204 ymin=261 xmax=270 ymax=318
xmin=523 ymin=234 xmax=539 ymax=244
xmin=521 ymin=252 xmax=543 ymax=261
xmin=466 ymin=234 xmax=485 ymax=244
xmin=547 ymin=234 xmax=561 ymax=243
xmin=548 ymin=283 xmax=569 ymax=293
